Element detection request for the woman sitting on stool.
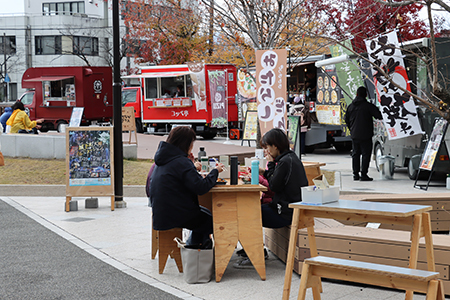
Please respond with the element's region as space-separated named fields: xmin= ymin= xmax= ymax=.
xmin=150 ymin=126 xmax=223 ymax=247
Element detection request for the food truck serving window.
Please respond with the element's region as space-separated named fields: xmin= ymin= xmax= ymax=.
xmin=144 ymin=75 xmax=193 ymax=99
xmin=42 ymin=77 xmax=76 ymax=106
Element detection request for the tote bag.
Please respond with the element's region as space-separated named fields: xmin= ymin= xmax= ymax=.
xmin=174 ymin=237 xmax=214 ymax=284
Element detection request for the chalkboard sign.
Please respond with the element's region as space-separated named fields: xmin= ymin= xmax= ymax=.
xmin=242 ymin=110 xmax=258 ymax=141
xmin=419 ymin=118 xmax=448 ymax=171
xmin=65 ymin=127 xmax=115 ymax=211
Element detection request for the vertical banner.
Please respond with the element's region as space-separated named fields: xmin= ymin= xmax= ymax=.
xmin=330 ymin=40 xmax=364 ymax=107
xmin=256 ymin=49 xmax=287 ymax=137
xmin=365 ymin=31 xmax=423 ymax=140
xmin=419 ymin=118 xmax=448 ymax=170
xmin=237 ymin=68 xmax=257 ymax=120
xmin=187 ymin=62 xmax=207 ymax=112
xmin=208 ymin=70 xmax=227 ymax=128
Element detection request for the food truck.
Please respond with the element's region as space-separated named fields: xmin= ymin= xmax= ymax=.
xmin=19 ymin=66 xmax=113 ymax=132
xmin=122 ymin=63 xmax=239 ymax=139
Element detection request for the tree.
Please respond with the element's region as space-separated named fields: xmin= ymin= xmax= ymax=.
xmin=318 ymin=0 xmax=450 ymax=120
xmin=319 ymin=0 xmax=428 ymax=53
xmin=122 ymin=0 xmax=207 ymax=65
xmin=199 ymin=0 xmax=330 ymax=69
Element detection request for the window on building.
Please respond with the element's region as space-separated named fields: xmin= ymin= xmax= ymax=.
xmin=42 ymin=2 xmax=85 ymax=15
xmin=73 ymin=36 xmax=99 ymax=56
xmin=0 ymin=36 xmax=17 ymax=55
xmin=35 ymin=36 xmax=62 ymax=55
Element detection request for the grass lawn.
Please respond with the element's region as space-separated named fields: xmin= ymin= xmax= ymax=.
xmin=0 ymin=157 xmax=153 ymax=185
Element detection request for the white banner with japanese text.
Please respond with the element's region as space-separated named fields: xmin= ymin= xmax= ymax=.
xmin=256 ymin=49 xmax=287 ymax=137
xmin=365 ymin=31 xmax=422 ymax=140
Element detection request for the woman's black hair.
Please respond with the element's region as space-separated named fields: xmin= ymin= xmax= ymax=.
xmin=260 ymin=128 xmax=290 ymax=154
xmin=166 ymin=126 xmax=196 ymax=154
xmin=12 ymin=101 xmax=25 ymax=111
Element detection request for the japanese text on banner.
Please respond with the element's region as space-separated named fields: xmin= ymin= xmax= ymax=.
xmin=256 ymin=49 xmax=287 ymax=137
xmin=365 ymin=31 xmax=423 ymax=140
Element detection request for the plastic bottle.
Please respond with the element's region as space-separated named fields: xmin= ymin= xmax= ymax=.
xmin=198 ymin=147 xmax=206 ymax=161
xmin=251 ymin=160 xmax=259 ymax=185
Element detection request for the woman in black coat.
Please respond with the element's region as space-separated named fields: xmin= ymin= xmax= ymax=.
xmin=150 ymin=126 xmax=223 ymax=246
xmin=260 ymin=128 xmax=309 ymax=228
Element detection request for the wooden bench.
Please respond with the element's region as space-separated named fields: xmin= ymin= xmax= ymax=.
xmin=297 ymin=256 xmax=445 ymax=300
xmin=151 ymin=227 xmax=183 ymax=274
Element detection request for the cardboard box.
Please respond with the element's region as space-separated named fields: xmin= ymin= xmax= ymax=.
xmin=301 ymin=186 xmax=339 ymax=204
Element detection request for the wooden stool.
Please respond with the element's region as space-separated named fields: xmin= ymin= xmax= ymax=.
xmin=151 ymin=227 xmax=183 ymax=274
xmin=297 ymin=256 xmax=445 ymax=300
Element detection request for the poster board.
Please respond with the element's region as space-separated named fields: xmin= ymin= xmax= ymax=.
xmin=122 ymin=107 xmax=137 ymax=145
xmin=419 ymin=118 xmax=448 ymax=171
xmin=242 ymin=110 xmax=258 ymax=141
xmin=65 ymin=127 xmax=115 ymax=211
xmin=69 ymin=107 xmax=84 ymax=127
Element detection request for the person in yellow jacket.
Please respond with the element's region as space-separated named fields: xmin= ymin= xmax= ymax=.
xmin=6 ymin=101 xmax=44 ymax=134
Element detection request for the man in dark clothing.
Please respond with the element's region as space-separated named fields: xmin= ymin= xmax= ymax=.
xmin=344 ymin=86 xmax=382 ymax=181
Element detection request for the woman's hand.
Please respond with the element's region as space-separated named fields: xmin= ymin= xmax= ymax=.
xmin=36 ymin=119 xmax=44 ymax=124
xmin=194 ymin=161 xmax=202 ymax=171
xmin=264 ymin=149 xmax=274 ymax=162
xmin=215 ymin=163 xmax=224 ymax=173
xmin=188 ymin=152 xmax=195 ymax=163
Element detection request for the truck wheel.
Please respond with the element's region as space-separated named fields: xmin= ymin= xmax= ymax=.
xmin=408 ymin=159 xmax=419 ymax=180
xmin=200 ymin=131 xmax=217 ymax=139
xmin=135 ymin=119 xmax=144 ymax=133
xmin=374 ymin=144 xmax=383 ymax=172
xmin=305 ymin=145 xmax=315 ymax=153
xmin=334 ymin=142 xmax=352 ymax=153
xmin=57 ymin=121 xmax=68 ymax=133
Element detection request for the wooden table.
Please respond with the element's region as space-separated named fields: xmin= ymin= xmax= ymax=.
xmin=199 ymin=183 xmax=267 ymax=282
xmin=282 ymin=199 xmax=435 ymax=300
xmin=302 ymin=162 xmax=326 ymax=185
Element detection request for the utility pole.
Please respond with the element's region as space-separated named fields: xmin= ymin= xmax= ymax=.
xmin=112 ymin=0 xmax=125 ymax=207
xmin=3 ymin=33 xmax=7 ymax=102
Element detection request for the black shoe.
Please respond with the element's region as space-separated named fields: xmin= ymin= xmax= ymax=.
xmin=237 ymin=248 xmax=269 ymax=259
xmin=360 ymin=176 xmax=373 ymax=181
xmin=353 ymin=175 xmax=360 ymax=181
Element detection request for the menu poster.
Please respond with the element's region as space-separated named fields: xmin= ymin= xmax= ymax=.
xmin=242 ymin=110 xmax=258 ymax=141
xmin=66 ymin=127 xmax=114 ymax=197
xmin=419 ymin=118 xmax=448 ymax=171
xmin=69 ymin=107 xmax=84 ymax=127
xmin=316 ymin=65 xmax=341 ymax=125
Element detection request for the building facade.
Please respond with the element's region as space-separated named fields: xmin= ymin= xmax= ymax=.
xmin=0 ymin=0 xmax=120 ymax=102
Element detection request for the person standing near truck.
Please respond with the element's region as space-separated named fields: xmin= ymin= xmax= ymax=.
xmin=344 ymin=86 xmax=382 ymax=181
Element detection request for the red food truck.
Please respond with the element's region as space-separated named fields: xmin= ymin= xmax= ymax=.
xmin=122 ymin=63 xmax=239 ymax=139
xmin=19 ymin=66 xmax=113 ymax=132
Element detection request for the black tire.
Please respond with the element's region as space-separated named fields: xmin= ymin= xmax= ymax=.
xmin=374 ymin=143 xmax=383 ymax=172
xmin=408 ymin=159 xmax=419 ymax=180
xmin=135 ymin=119 xmax=144 ymax=133
xmin=334 ymin=142 xmax=352 ymax=153
xmin=200 ymin=131 xmax=217 ymax=140
xmin=57 ymin=121 xmax=68 ymax=133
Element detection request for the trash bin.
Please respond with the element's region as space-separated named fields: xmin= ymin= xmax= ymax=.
xmin=378 ymin=155 xmax=395 ymax=180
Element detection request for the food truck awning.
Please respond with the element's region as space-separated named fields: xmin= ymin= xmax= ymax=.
xmin=122 ymin=71 xmax=190 ymax=79
xmin=23 ymin=75 xmax=74 ymax=82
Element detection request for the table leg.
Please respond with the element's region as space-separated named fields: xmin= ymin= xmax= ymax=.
xmin=212 ymin=192 xmax=239 ymax=283
xmin=406 ymin=213 xmax=422 ymax=300
xmin=65 ymin=196 xmax=71 ymax=212
xmin=282 ymin=208 xmax=301 ymax=300
xmin=237 ymin=192 xmax=266 ymax=280
xmin=422 ymin=213 xmax=436 ymax=272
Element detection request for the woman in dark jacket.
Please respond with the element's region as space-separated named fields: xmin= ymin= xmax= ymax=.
xmin=260 ymin=128 xmax=309 ymax=227
xmin=150 ymin=126 xmax=223 ymax=246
